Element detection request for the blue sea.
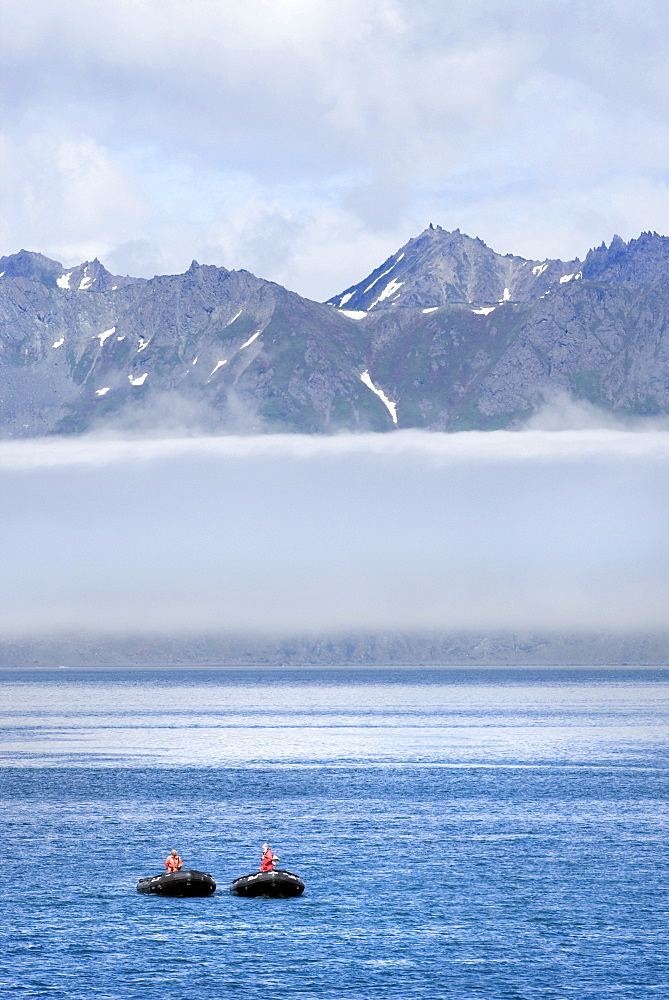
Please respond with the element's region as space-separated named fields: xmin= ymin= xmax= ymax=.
xmin=1 ymin=667 xmax=668 ymax=1000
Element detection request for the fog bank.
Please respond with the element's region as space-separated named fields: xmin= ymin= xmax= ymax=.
xmin=1 ymin=431 xmax=667 ymax=638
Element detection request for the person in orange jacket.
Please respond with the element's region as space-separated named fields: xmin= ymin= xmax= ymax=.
xmin=165 ymin=849 xmax=183 ymax=873
xmin=260 ymin=843 xmax=280 ymax=872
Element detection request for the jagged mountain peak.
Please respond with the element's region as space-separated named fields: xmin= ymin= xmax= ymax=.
xmin=0 ymin=249 xmax=65 ymax=286
xmin=55 ymin=257 xmax=146 ymax=292
xmin=325 ymin=226 xmax=580 ymax=314
xmin=582 ymin=230 xmax=669 ymax=283
xmin=0 ymin=250 xmax=146 ymax=292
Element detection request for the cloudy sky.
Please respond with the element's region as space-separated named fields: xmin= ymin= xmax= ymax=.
xmin=2 ymin=0 xmax=668 ymax=299
xmin=2 ymin=430 xmax=668 ymax=638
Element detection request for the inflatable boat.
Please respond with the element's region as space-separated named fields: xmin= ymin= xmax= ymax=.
xmin=136 ymin=869 xmax=216 ymax=897
xmin=230 ymin=869 xmax=305 ymax=898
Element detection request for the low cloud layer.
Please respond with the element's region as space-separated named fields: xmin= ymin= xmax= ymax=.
xmin=2 ymin=1 xmax=669 ymax=297
xmin=1 ymin=430 xmax=667 ymax=638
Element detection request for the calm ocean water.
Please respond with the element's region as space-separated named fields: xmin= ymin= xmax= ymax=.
xmin=1 ymin=667 xmax=667 ymax=1000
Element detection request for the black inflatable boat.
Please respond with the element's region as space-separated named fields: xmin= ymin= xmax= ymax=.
xmin=136 ymin=869 xmax=216 ymax=897
xmin=230 ymin=869 xmax=305 ymax=898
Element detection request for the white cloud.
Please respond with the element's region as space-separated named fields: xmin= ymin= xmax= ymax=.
xmin=0 ymin=132 xmax=147 ymax=265
xmin=1 ymin=1 xmax=668 ymax=294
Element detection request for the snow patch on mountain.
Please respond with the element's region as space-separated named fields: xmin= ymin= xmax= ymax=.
xmin=240 ymin=330 xmax=261 ymax=350
xmin=96 ymin=327 xmax=116 ymax=346
xmin=79 ymin=267 xmax=93 ymax=290
xmin=360 ymin=371 xmax=397 ymax=424
xmin=370 ymin=278 xmax=404 ymax=310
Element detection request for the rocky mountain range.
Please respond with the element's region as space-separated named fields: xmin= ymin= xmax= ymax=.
xmin=1 ymin=227 xmax=668 ymax=436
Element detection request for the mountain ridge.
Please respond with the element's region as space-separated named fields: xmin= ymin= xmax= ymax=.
xmin=1 ymin=228 xmax=668 ymax=436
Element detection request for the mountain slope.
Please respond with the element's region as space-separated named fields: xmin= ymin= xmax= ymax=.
xmin=359 ymin=276 xmax=669 ymax=430
xmin=0 ymin=254 xmax=392 ymax=435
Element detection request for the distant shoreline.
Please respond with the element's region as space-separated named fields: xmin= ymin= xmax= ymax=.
xmin=2 ymin=631 xmax=668 ymax=668
xmin=2 ymin=665 xmax=667 ymax=673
